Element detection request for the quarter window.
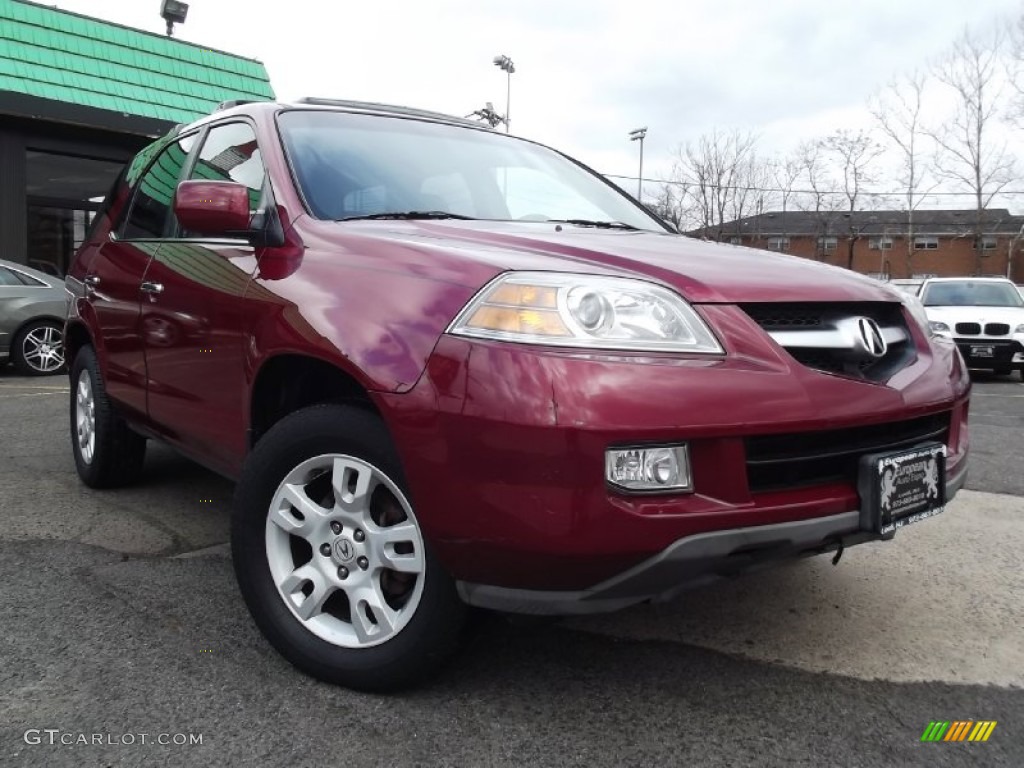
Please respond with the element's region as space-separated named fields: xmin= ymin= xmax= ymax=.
xmin=9 ymin=268 xmax=46 ymax=286
xmin=120 ymin=135 xmax=197 ymax=239
xmin=0 ymin=267 xmax=24 ymax=286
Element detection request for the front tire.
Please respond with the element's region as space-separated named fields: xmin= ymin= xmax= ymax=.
xmin=70 ymin=346 xmax=146 ymax=488
xmin=231 ymin=404 xmax=466 ymax=691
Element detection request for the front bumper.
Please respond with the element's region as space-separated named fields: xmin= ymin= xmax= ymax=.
xmin=952 ymin=337 xmax=1024 ymax=369
xmin=377 ymin=306 xmax=970 ymax=597
xmin=457 ymin=459 xmax=968 ymax=614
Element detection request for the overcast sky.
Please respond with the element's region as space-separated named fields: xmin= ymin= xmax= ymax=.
xmin=50 ymin=0 xmax=1024 ymax=209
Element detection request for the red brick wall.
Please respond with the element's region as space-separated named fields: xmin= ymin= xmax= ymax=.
xmin=741 ymin=235 xmax=1024 ymax=281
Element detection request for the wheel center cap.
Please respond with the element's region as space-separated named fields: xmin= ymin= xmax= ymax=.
xmin=332 ymin=536 xmax=356 ymax=563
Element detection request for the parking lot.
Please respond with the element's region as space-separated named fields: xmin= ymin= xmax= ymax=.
xmin=0 ymin=367 xmax=1022 ymax=767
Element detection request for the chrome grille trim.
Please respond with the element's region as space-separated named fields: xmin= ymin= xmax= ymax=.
xmin=741 ymin=302 xmax=916 ymax=382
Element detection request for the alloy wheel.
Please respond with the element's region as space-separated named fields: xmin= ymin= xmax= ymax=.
xmin=265 ymin=454 xmax=426 ymax=648
xmin=22 ymin=324 xmax=65 ymax=373
xmin=75 ymin=370 xmax=96 ymax=464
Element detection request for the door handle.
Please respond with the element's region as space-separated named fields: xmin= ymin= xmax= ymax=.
xmin=140 ymin=281 xmax=164 ymax=295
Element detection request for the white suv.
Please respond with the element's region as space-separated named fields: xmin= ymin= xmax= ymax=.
xmin=920 ymin=277 xmax=1024 ymax=379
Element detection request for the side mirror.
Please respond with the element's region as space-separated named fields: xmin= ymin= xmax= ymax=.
xmin=174 ymin=180 xmax=252 ymax=237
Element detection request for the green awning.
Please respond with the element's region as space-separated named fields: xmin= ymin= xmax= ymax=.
xmin=0 ymin=0 xmax=274 ymax=126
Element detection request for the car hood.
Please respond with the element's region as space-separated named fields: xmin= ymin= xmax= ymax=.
xmin=328 ymin=220 xmax=902 ymax=305
xmin=924 ymin=305 xmax=1024 ymax=325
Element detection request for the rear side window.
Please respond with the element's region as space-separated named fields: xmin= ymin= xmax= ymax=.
xmin=10 ymin=268 xmax=47 ymax=286
xmin=0 ymin=267 xmax=23 ymax=286
xmin=0 ymin=267 xmax=45 ymax=286
xmin=120 ymin=135 xmax=197 ymax=240
xmin=189 ymin=122 xmax=265 ymax=211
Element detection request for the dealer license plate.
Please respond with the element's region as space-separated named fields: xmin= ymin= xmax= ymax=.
xmin=970 ymin=345 xmax=994 ymax=358
xmin=858 ymin=443 xmax=946 ymax=535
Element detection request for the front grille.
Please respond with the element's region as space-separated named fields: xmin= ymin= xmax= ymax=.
xmin=956 ymin=322 xmax=981 ymax=335
xmin=741 ymin=302 xmax=916 ymax=382
xmin=985 ymin=323 xmax=1010 ymax=336
xmin=745 ymin=413 xmax=951 ymax=493
xmin=748 ymin=310 xmax=823 ymax=329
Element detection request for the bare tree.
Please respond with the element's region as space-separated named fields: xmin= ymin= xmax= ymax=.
xmin=820 ymin=130 xmax=884 ymax=270
xmin=1009 ymin=11 xmax=1024 ymax=125
xmin=929 ymin=26 xmax=1016 ymax=273
xmin=795 ymin=140 xmax=842 ymax=260
xmin=666 ymin=129 xmax=760 ymax=241
xmin=870 ymin=71 xmax=935 ymax=276
xmin=649 ymin=182 xmax=687 ymax=231
xmin=769 ymin=154 xmax=803 ymax=245
xmin=727 ymin=152 xmax=775 ymax=240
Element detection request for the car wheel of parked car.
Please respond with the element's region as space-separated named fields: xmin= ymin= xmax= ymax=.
xmin=995 ymin=366 xmax=1012 ymax=376
xmin=232 ymin=404 xmax=466 ymax=692
xmin=69 ymin=346 xmax=147 ymax=487
xmin=12 ymin=319 xmax=66 ymax=375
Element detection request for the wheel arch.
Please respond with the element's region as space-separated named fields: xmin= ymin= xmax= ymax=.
xmin=62 ymin=319 xmax=94 ymax=369
xmin=248 ymin=353 xmax=382 ymax=449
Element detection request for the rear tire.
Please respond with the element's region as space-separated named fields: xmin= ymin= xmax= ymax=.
xmin=13 ymin=319 xmax=66 ymax=376
xmin=232 ymin=404 xmax=466 ymax=691
xmin=70 ymin=346 xmax=146 ymax=488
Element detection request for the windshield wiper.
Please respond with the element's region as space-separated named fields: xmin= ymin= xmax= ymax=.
xmin=337 ymin=211 xmax=476 ymax=222
xmin=547 ymin=218 xmax=640 ymax=231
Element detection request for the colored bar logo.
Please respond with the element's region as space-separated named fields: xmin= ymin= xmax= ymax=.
xmin=920 ymin=721 xmax=997 ymax=742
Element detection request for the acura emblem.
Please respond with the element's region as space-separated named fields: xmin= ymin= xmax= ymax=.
xmin=334 ymin=538 xmax=355 ymax=562
xmin=857 ymin=317 xmax=887 ymax=358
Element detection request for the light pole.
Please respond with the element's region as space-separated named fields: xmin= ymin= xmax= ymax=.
xmin=628 ymin=127 xmax=647 ymax=201
xmin=493 ymin=55 xmax=515 ymax=133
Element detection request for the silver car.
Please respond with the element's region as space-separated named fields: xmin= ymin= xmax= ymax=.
xmin=0 ymin=259 xmax=67 ymax=375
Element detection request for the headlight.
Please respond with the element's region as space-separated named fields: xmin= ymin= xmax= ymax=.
xmin=448 ymin=272 xmax=723 ymax=353
xmin=1015 ymin=324 xmax=1024 ymax=334
xmin=930 ymin=321 xmax=951 ymax=334
xmin=897 ymin=293 xmax=937 ymax=337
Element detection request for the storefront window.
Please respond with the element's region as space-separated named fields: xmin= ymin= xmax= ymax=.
xmin=25 ymin=150 xmax=125 ymax=275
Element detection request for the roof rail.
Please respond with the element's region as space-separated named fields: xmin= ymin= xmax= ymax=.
xmin=293 ymin=97 xmax=486 ymax=128
xmin=215 ymin=99 xmax=261 ymax=111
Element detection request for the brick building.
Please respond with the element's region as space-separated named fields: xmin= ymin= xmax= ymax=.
xmin=697 ymin=209 xmax=1024 ymax=282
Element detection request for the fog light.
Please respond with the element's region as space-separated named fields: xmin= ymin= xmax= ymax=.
xmin=605 ymin=445 xmax=692 ymax=492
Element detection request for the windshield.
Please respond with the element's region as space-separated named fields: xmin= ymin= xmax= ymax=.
xmin=277 ymin=110 xmax=666 ymax=231
xmin=921 ymin=280 xmax=1024 ymax=307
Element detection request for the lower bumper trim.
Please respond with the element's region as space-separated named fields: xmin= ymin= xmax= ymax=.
xmin=457 ymin=460 xmax=968 ymax=616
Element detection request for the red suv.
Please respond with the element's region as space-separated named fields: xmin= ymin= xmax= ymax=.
xmin=66 ymin=99 xmax=970 ymax=690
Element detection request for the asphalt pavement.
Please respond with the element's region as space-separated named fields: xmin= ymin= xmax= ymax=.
xmin=0 ymin=367 xmax=1021 ymax=767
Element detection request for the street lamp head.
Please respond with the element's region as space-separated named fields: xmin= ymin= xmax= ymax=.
xmin=493 ymin=54 xmax=515 ymax=74
xmin=160 ymin=0 xmax=189 ymax=36
xmin=628 ymin=127 xmax=648 ymax=141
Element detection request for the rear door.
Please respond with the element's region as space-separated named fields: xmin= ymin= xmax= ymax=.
xmin=140 ymin=121 xmax=265 ymax=474
xmin=84 ymin=136 xmax=198 ymax=419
